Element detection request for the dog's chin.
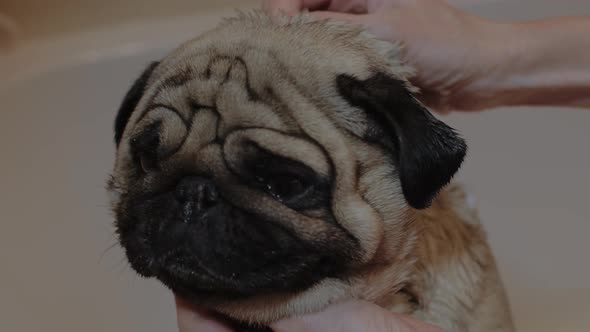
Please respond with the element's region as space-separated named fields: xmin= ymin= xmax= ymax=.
xmin=117 ymin=187 xmax=353 ymax=307
xmin=119 ymin=209 xmax=347 ymax=301
xmin=152 ymin=251 xmax=333 ymax=301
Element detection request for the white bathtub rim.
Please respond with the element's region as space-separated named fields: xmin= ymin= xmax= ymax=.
xmin=0 ymin=11 xmax=233 ymax=89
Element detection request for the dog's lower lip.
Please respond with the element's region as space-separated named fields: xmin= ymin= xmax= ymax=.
xmin=131 ymin=259 xmax=160 ymax=278
xmin=159 ymin=254 xmax=225 ymax=284
xmin=156 ymin=263 xmax=229 ymax=297
xmin=146 ymin=258 xmax=159 ymax=275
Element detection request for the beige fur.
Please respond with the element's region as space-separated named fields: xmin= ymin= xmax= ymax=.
xmin=110 ymin=11 xmax=514 ymax=331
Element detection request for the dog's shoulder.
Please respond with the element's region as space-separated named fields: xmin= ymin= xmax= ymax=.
xmin=433 ymin=181 xmax=481 ymax=225
xmin=409 ymin=182 xmax=514 ymax=331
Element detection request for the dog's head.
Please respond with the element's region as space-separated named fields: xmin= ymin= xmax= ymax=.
xmin=108 ymin=12 xmax=466 ymax=323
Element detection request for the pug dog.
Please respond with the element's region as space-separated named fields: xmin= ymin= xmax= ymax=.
xmin=108 ymin=11 xmax=514 ymax=332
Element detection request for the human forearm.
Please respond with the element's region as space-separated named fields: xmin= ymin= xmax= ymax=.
xmin=469 ymin=17 xmax=590 ymax=109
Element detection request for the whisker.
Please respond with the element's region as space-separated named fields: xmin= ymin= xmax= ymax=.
xmin=99 ymin=241 xmax=120 ymax=264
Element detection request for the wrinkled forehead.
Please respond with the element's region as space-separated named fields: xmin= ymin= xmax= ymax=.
xmin=150 ymin=17 xmax=388 ymax=96
xmin=118 ymin=17 xmax=410 ymax=162
xmin=115 ymin=42 xmax=354 ymax=193
xmin=135 ymin=52 xmax=294 ymax=139
xmin=125 ymin=30 xmax=373 ymax=139
xmin=115 ymin=48 xmax=335 ymax=182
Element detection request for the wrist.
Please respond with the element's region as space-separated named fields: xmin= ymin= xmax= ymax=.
xmin=449 ymin=20 xmax=529 ymax=110
xmin=439 ymin=17 xmax=519 ymax=111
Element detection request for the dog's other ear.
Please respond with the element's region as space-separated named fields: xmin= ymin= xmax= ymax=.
xmin=336 ymin=73 xmax=467 ymax=209
xmin=114 ymin=61 xmax=160 ymax=147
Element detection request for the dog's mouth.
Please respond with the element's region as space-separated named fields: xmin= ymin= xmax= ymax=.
xmin=117 ymin=196 xmax=345 ymax=300
xmin=153 ymin=246 xmax=326 ymax=300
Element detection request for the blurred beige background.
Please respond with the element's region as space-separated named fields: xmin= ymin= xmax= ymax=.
xmin=1 ymin=0 xmax=253 ymax=44
xmin=1 ymin=0 xmax=589 ymax=331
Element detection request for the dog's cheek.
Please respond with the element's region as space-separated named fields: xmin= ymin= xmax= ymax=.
xmin=106 ymin=175 xmax=122 ymax=209
xmin=357 ymin=161 xmax=415 ymax=263
xmin=330 ymin=190 xmax=384 ymax=264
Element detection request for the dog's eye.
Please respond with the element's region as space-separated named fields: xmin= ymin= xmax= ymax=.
xmin=130 ymin=121 xmax=162 ymax=174
xmin=263 ymin=173 xmax=309 ymax=202
xmin=252 ymin=161 xmax=312 ymax=202
xmin=139 ymin=153 xmax=158 ymax=173
xmin=246 ymin=144 xmax=328 ymax=209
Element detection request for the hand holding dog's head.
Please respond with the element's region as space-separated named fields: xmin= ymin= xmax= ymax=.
xmin=108 ymin=12 xmax=465 ymax=323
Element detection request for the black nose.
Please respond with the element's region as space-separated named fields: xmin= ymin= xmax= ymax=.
xmin=175 ymin=176 xmax=219 ymax=221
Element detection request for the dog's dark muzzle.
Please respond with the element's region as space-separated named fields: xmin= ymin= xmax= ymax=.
xmin=119 ymin=176 xmax=337 ymax=299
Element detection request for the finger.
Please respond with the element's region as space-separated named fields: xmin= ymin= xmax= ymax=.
xmin=271 ymin=317 xmax=315 ymax=332
xmin=323 ymin=0 xmax=368 ymax=13
xmin=175 ymin=297 xmax=233 ymax=332
xmin=262 ymin=0 xmax=302 ymax=15
xmin=309 ymin=11 xmax=371 ymax=26
xmin=270 ymin=301 xmax=353 ymax=332
xmin=397 ymin=314 xmax=446 ymax=332
xmin=262 ymin=0 xmax=331 ymax=15
xmin=374 ymin=0 xmax=416 ymax=8
xmin=272 ymin=300 xmax=445 ymax=332
xmin=271 ymin=301 xmax=374 ymax=332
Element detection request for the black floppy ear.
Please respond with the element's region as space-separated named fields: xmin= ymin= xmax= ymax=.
xmin=337 ymin=73 xmax=467 ymax=209
xmin=114 ymin=61 xmax=160 ymax=147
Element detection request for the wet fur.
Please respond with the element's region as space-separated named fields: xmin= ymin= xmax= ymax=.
xmin=108 ymin=11 xmax=514 ymax=331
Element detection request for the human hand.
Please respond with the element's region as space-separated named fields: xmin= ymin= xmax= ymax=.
xmin=270 ymin=300 xmax=443 ymax=332
xmin=262 ymin=0 xmax=507 ymax=112
xmin=176 ymin=297 xmax=444 ymax=332
xmin=176 ymin=297 xmax=234 ymax=332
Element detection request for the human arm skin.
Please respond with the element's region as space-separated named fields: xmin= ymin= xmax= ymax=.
xmin=175 ymin=297 xmax=444 ymax=332
xmin=263 ymin=0 xmax=590 ymax=112
xmin=470 ymin=16 xmax=590 ymax=111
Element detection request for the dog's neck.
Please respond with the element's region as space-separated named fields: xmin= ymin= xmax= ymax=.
xmin=350 ymin=183 xmax=488 ymax=312
xmin=369 ymin=183 xmax=509 ymax=331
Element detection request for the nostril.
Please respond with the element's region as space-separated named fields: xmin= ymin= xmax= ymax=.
xmin=202 ymin=182 xmax=219 ymax=206
xmin=175 ymin=180 xmax=190 ymax=203
xmin=194 ymin=181 xmax=219 ymax=213
xmin=175 ymin=176 xmax=220 ymax=215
